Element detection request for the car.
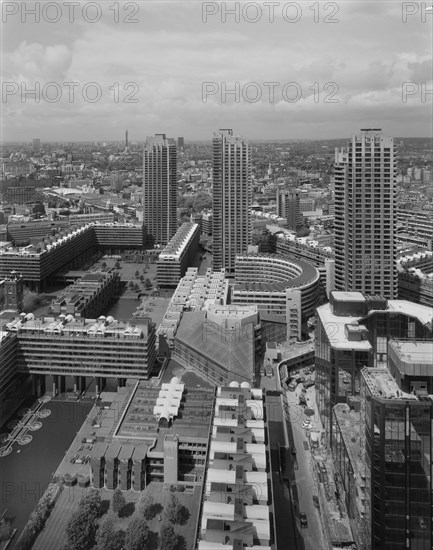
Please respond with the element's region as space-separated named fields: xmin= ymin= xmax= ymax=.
xmin=291 ymin=447 xmax=297 ymax=455
xmin=300 ymin=513 xmax=308 ymax=528
xmin=302 ymin=421 xmax=311 ymax=429
xmin=303 ymin=441 xmax=309 ymax=451
xmin=313 ymin=496 xmax=319 ymax=508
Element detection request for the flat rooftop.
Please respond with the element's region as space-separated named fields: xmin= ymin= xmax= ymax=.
xmin=2 ymin=314 xmax=152 ymax=339
xmin=317 ymin=303 xmax=372 ymax=351
xmin=158 ymin=223 xmax=199 ymax=260
xmin=115 ymin=381 xmax=214 ymax=443
xmin=362 ymin=368 xmax=417 ymax=400
xmin=333 ymin=404 xmax=364 ymax=485
xmin=389 ymin=340 xmax=433 ymax=365
xmin=387 ymin=300 xmax=433 ymax=328
xmin=332 ymin=291 xmax=365 ymax=302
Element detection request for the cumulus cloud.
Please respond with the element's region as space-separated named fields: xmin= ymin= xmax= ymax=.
xmin=2 ymin=1 xmax=432 ymax=140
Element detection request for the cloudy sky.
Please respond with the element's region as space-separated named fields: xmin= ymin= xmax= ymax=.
xmin=2 ymin=0 xmax=432 ymax=141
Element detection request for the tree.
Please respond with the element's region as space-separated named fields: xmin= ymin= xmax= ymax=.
xmin=144 ymin=278 xmax=152 ymax=290
xmin=111 ymin=488 xmax=126 ymax=514
xmin=95 ymin=518 xmax=124 ymax=550
xmin=160 ymin=523 xmax=180 ymax=550
xmin=135 ymin=270 xmax=140 ymax=278
xmin=114 ymin=261 xmax=121 ymax=269
xmin=0 ymin=520 xmax=13 ymax=541
xmin=124 ymin=517 xmax=152 ymax=550
xmin=66 ymin=509 xmax=96 ymax=550
xmin=79 ymin=488 xmax=101 ymax=520
xmin=138 ymin=491 xmax=155 ymax=520
xmin=164 ymin=494 xmax=180 ymax=524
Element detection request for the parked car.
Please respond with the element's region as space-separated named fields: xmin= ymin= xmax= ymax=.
xmin=303 ymin=441 xmax=309 ymax=451
xmin=313 ymin=496 xmax=319 ymax=508
xmin=288 ymin=380 xmax=298 ymax=392
xmin=300 ymin=513 xmax=308 ymax=528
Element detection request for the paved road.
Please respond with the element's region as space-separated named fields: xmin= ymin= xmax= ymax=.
xmin=284 ymin=386 xmax=328 ymax=550
xmin=267 ymin=393 xmax=305 ymax=550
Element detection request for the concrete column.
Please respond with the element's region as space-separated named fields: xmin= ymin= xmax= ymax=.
xmin=52 ymin=376 xmax=57 ymax=397
xmin=95 ymin=378 xmax=100 ymax=396
xmin=36 ymin=376 xmax=42 ymax=397
xmin=74 ymin=376 xmax=78 ymax=393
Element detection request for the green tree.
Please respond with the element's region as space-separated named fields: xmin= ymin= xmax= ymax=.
xmin=164 ymin=494 xmax=180 ymax=524
xmin=144 ymin=278 xmax=152 ymax=290
xmin=66 ymin=509 xmax=96 ymax=550
xmin=79 ymin=488 xmax=101 ymax=520
xmin=135 ymin=270 xmax=140 ymax=278
xmin=111 ymin=488 xmax=126 ymax=514
xmin=138 ymin=491 xmax=155 ymax=520
xmin=160 ymin=523 xmax=180 ymax=550
xmin=95 ymin=518 xmax=124 ymax=550
xmin=124 ymin=517 xmax=152 ymax=550
xmin=0 ymin=520 xmax=13 ymax=541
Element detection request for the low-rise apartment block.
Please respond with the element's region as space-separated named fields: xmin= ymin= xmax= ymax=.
xmin=156 ymin=223 xmax=200 ymax=288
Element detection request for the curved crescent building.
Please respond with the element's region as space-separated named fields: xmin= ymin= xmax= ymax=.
xmin=232 ymin=254 xmax=321 ymax=339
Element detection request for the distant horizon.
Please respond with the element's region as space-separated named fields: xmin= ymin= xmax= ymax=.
xmin=1 ymin=135 xmax=432 ymax=146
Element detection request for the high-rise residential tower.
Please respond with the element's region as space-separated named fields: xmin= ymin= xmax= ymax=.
xmin=277 ymin=188 xmax=302 ymax=231
xmin=143 ymin=134 xmax=177 ymax=245
xmin=334 ymin=129 xmax=397 ymax=298
xmin=212 ymin=129 xmax=252 ymax=275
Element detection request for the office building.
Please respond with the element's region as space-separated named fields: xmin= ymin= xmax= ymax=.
xmin=156 ymin=222 xmax=200 ymax=288
xmin=143 ymin=134 xmax=177 ymax=245
xmin=333 ymin=350 xmax=433 ymax=550
xmin=299 ymin=197 xmax=315 ymax=212
xmin=316 ymin=291 xmax=433 ymax=443
xmin=5 ymin=187 xmax=36 ymax=205
xmin=276 ymin=188 xmax=301 ymax=231
xmin=212 ymin=129 xmax=252 ymax=274
xmin=32 ymin=138 xmax=41 ymax=152
xmin=334 ymin=129 xmax=397 ymax=298
xmin=198 ymin=384 xmax=271 ymax=549
xmin=177 ymin=137 xmax=184 ymax=150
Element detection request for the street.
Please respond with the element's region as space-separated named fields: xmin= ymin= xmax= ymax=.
xmin=283 ymin=384 xmax=328 ymax=550
xmin=266 ymin=393 xmax=305 ymax=550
